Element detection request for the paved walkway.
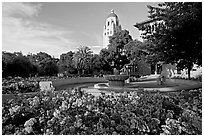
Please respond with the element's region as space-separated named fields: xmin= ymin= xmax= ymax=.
xmin=142 ymin=79 xmax=201 ymax=92
xmin=82 ymin=75 xmax=202 ymax=95
xmin=2 ymin=75 xmax=202 ymax=102
xmin=128 ymin=78 xmax=201 ymax=92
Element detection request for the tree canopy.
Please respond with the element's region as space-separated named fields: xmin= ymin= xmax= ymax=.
xmin=58 ymin=51 xmax=76 ymax=74
xmin=135 ymin=2 xmax=202 ymax=79
xmin=73 ymin=46 xmax=93 ymax=75
xmin=124 ymin=40 xmax=149 ymax=65
xmin=3 ymin=54 xmax=37 ymax=77
xmin=107 ymin=30 xmax=132 ymax=72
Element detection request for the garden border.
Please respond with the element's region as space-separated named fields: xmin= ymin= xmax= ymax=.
xmin=2 ymin=77 xmax=201 ymax=103
xmin=2 ymin=77 xmax=107 ymax=103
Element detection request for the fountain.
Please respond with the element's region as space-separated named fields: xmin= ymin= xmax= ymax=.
xmin=104 ymin=74 xmax=129 ymax=87
xmin=103 ymin=45 xmax=130 ymax=88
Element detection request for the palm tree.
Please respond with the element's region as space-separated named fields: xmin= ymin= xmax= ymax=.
xmin=73 ymin=46 xmax=93 ymax=75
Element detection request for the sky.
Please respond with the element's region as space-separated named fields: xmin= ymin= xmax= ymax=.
xmin=2 ymin=2 xmax=159 ymax=58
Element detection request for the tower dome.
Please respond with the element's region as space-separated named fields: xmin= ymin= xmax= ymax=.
xmin=107 ymin=9 xmax=118 ymax=18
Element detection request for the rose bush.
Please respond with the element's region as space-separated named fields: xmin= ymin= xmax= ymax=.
xmin=2 ymin=77 xmax=40 ymax=94
xmin=2 ymin=75 xmax=95 ymax=95
xmin=2 ymin=88 xmax=202 ymax=135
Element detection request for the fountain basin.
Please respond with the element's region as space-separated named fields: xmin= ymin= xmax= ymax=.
xmin=104 ymin=75 xmax=129 ymax=87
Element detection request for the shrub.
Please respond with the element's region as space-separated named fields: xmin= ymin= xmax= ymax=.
xmin=2 ymin=88 xmax=202 ymax=135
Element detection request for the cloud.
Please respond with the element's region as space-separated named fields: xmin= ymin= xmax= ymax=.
xmin=3 ymin=2 xmax=41 ymax=17
xmin=91 ymin=45 xmax=102 ymax=48
xmin=2 ymin=2 xmax=77 ymax=58
xmin=78 ymin=31 xmax=103 ymax=53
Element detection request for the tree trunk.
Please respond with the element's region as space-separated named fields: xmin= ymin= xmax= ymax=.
xmin=78 ymin=69 xmax=81 ymax=75
xmin=187 ymin=65 xmax=191 ymax=80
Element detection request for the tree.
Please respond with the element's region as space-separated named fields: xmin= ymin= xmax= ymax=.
xmin=88 ymin=54 xmax=103 ymax=75
xmin=124 ymin=39 xmax=149 ymax=64
xmin=5 ymin=56 xmax=36 ymax=77
xmin=35 ymin=52 xmax=52 ymax=62
xmin=2 ymin=52 xmax=16 ymax=77
xmin=99 ymin=48 xmax=113 ymax=74
xmin=107 ymin=30 xmax=132 ymax=73
xmin=73 ymin=46 xmax=93 ymax=75
xmin=44 ymin=61 xmax=59 ymax=76
xmin=58 ymin=51 xmax=76 ymax=74
xmin=27 ymin=52 xmax=59 ymax=76
xmin=2 ymin=52 xmax=39 ymax=77
xmin=135 ymin=2 xmax=202 ymax=79
xmin=2 ymin=51 xmax=59 ymax=77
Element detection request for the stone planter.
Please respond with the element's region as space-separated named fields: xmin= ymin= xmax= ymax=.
xmin=104 ymin=75 xmax=129 ymax=87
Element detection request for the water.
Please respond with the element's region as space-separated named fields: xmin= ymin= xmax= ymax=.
xmin=54 ymin=82 xmax=97 ymax=91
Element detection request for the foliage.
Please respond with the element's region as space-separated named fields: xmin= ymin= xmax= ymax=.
xmin=29 ymin=52 xmax=59 ymax=76
xmin=87 ymin=54 xmax=103 ymax=75
xmin=73 ymin=46 xmax=93 ymax=75
xmin=2 ymin=51 xmax=17 ymax=74
xmin=124 ymin=39 xmax=150 ymax=66
xmin=3 ymin=54 xmax=38 ymax=78
xmin=2 ymin=78 xmax=40 ymax=94
xmin=162 ymin=89 xmax=202 ymax=134
xmin=2 ymin=87 xmax=202 ymax=135
xmin=135 ymin=2 xmax=202 ymax=79
xmin=107 ymin=30 xmax=132 ymax=71
xmin=57 ymin=51 xmax=77 ymax=74
xmin=2 ymin=51 xmax=59 ymax=77
xmin=43 ymin=61 xmax=59 ymax=76
xmin=99 ymin=48 xmax=113 ymax=74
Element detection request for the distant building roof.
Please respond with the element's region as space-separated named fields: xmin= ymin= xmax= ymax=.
xmin=134 ymin=18 xmax=162 ymax=28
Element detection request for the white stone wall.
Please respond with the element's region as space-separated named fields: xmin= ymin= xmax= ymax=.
xmin=103 ymin=12 xmax=121 ymax=48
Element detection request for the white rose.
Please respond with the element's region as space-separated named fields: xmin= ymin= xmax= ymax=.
xmin=25 ymin=126 xmax=33 ymax=133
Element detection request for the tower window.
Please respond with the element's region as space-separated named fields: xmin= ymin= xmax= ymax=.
xmin=110 ymin=31 xmax=112 ymax=34
xmin=104 ymin=33 xmax=106 ymax=35
xmin=107 ymin=32 xmax=109 ymax=35
xmin=108 ymin=21 xmax=109 ymax=26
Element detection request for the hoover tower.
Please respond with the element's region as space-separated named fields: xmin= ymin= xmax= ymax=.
xmin=103 ymin=9 xmax=122 ymax=48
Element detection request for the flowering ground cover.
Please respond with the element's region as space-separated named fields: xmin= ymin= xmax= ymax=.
xmin=2 ymin=76 xmax=69 ymax=95
xmin=2 ymin=76 xmax=106 ymax=95
xmin=2 ymin=87 xmax=202 ymax=135
xmin=2 ymin=78 xmax=40 ymax=94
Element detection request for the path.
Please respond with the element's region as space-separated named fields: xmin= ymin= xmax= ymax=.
xmin=82 ymin=75 xmax=202 ymax=95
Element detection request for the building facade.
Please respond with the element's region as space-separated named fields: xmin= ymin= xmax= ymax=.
xmin=103 ymin=9 xmax=122 ymax=48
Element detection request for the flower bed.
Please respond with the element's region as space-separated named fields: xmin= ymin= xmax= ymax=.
xmin=2 ymin=78 xmax=40 ymax=94
xmin=2 ymin=88 xmax=202 ymax=135
xmin=2 ymin=76 xmax=107 ymax=95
